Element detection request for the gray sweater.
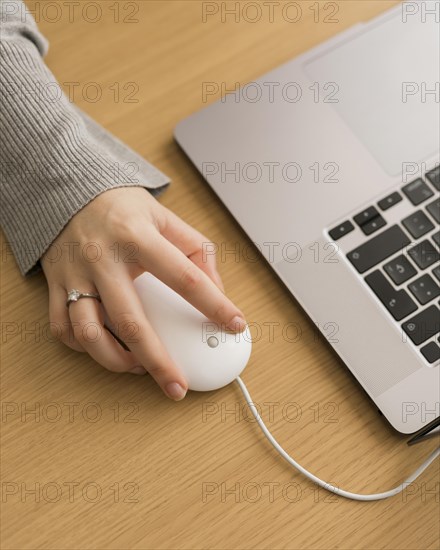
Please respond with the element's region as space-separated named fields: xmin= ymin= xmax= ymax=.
xmin=0 ymin=0 xmax=169 ymax=276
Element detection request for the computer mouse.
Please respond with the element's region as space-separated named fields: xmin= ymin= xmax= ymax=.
xmin=133 ymin=272 xmax=252 ymax=391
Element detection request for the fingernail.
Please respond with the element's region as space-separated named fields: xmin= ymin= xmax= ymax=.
xmin=165 ymin=382 xmax=187 ymax=401
xmin=227 ymin=315 xmax=247 ymax=332
xmin=130 ymin=366 xmax=147 ymax=375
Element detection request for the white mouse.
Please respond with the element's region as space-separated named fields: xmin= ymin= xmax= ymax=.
xmin=132 ymin=272 xmax=252 ymax=391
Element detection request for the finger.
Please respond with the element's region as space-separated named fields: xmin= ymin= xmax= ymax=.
xmin=48 ymin=284 xmax=85 ymax=352
xmin=157 ymin=207 xmax=224 ymax=291
xmin=139 ymin=233 xmax=246 ymax=332
xmin=68 ymin=294 xmax=146 ymax=374
xmin=95 ymin=270 xmax=188 ymax=400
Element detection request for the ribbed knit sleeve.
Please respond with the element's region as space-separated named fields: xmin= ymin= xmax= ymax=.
xmin=0 ymin=0 xmax=170 ymax=276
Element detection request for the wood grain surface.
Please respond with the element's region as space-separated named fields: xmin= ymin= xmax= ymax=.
xmin=1 ymin=1 xmax=439 ymax=549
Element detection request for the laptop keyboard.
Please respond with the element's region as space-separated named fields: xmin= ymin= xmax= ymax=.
xmin=328 ymin=165 xmax=440 ymax=366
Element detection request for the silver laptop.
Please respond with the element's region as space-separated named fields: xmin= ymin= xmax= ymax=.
xmin=174 ymin=2 xmax=440 ymax=434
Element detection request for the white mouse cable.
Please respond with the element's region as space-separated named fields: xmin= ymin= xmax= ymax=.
xmin=235 ymin=376 xmax=440 ymax=502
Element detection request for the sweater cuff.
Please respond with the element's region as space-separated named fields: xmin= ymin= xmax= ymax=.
xmin=0 ymin=39 xmax=170 ymax=276
xmin=1 ymin=112 xmax=170 ymax=275
xmin=0 ymin=1 xmax=171 ymax=276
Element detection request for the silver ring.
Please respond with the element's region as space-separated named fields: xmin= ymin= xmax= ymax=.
xmin=66 ymin=289 xmax=101 ymax=308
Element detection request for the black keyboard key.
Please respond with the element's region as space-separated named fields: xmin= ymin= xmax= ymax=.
xmin=408 ymin=274 xmax=440 ymax=305
xmin=426 ymin=166 xmax=440 ymax=191
xmin=347 ymin=225 xmax=410 ymax=274
xmin=329 ymin=220 xmax=354 ymax=240
xmin=433 ymin=265 xmax=440 ymax=282
xmin=402 ymin=178 xmax=434 ymax=205
xmin=354 ymin=206 xmax=380 ymax=227
xmin=402 ymin=210 xmax=434 ymax=239
xmin=383 ymin=255 xmax=417 ymax=285
xmin=426 ymin=198 xmax=440 ymax=224
xmin=378 ymin=191 xmax=402 ymax=211
xmin=420 ymin=341 xmax=440 ymax=364
xmin=365 ymin=270 xmax=417 ymax=321
xmin=361 ymin=215 xmax=386 ymax=236
xmin=432 ymin=231 xmax=440 ymax=247
xmin=408 ymin=240 xmax=439 ymax=269
xmin=402 ymin=305 xmax=440 ymax=345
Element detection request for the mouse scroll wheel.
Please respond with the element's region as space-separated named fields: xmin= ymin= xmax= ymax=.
xmin=207 ymin=336 xmax=219 ymax=348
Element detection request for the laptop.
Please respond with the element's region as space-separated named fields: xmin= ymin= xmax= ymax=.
xmin=174 ymin=2 xmax=440 ymax=434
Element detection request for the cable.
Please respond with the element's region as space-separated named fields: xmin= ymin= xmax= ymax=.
xmin=235 ymin=376 xmax=440 ymax=501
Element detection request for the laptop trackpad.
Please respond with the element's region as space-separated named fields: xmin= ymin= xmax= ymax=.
xmin=305 ymin=8 xmax=439 ymax=177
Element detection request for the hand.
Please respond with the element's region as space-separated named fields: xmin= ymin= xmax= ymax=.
xmin=41 ymin=187 xmax=247 ymax=401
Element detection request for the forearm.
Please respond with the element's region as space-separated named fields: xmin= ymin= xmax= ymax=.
xmin=0 ymin=0 xmax=169 ymax=276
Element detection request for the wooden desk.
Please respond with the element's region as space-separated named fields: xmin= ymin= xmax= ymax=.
xmin=1 ymin=1 xmax=438 ymax=548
